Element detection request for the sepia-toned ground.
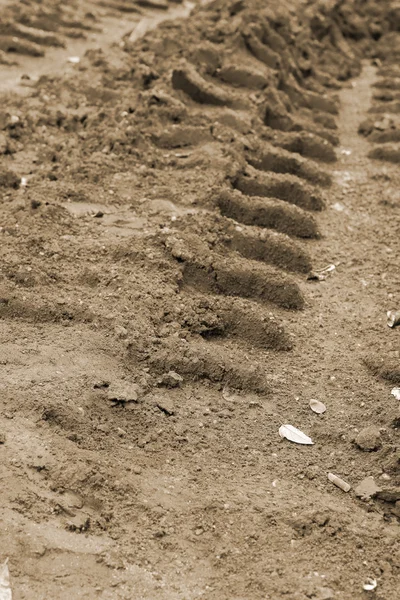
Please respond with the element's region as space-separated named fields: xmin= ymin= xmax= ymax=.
xmin=0 ymin=1 xmax=399 ymax=598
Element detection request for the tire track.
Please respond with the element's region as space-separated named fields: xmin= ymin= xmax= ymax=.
xmin=135 ymin=8 xmax=339 ymax=391
xmin=0 ymin=0 xmax=395 ymax=397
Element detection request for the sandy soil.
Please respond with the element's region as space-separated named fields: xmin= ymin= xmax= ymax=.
xmin=0 ymin=1 xmax=399 ymax=599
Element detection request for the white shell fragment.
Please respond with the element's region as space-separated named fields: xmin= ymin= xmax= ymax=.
xmin=279 ymin=424 xmax=314 ymax=445
xmin=309 ymin=399 xmax=326 ymax=414
xmin=0 ymin=558 xmax=12 ymax=600
xmin=387 ymin=310 xmax=400 ymax=328
xmin=68 ymin=56 xmax=80 ymax=64
xmin=391 ymin=388 xmax=400 ymax=400
xmin=328 ymin=472 xmax=351 ymax=492
xmin=307 ymin=264 xmax=336 ymax=281
xmin=363 ymin=578 xmax=377 ymax=592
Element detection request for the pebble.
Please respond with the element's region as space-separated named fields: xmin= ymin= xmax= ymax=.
xmin=355 ymin=426 xmax=382 ymax=451
xmin=0 ymin=432 xmax=5 ymax=444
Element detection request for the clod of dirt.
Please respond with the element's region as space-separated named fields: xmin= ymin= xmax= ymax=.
xmin=0 ymin=433 xmax=5 ymax=444
xmin=315 ymin=587 xmax=335 ymax=600
xmin=114 ymin=325 xmax=128 ymax=338
xmin=355 ymin=426 xmax=382 ymax=452
xmin=107 ymin=382 xmax=139 ymax=406
xmin=159 ymin=370 xmax=183 ymax=388
xmin=328 ymin=473 xmax=351 ymax=492
xmin=354 ymin=476 xmax=382 ymax=501
xmin=0 ymin=168 xmax=20 ymax=189
xmin=153 ymin=394 xmax=175 ymax=416
xmin=375 ymin=488 xmax=400 ymax=503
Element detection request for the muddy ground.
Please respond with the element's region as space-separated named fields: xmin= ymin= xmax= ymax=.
xmin=0 ymin=0 xmax=400 ymax=598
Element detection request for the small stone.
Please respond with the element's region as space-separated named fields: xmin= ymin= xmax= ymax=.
xmin=355 ymin=426 xmax=381 ymax=451
xmin=0 ymin=432 xmax=5 ymax=444
xmin=133 ymin=466 xmax=142 ymax=475
xmin=355 ymin=476 xmax=381 ymax=501
xmin=159 ymin=371 xmax=183 ymax=388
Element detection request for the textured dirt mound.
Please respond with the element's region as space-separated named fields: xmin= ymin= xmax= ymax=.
xmin=356 ymin=6 xmax=400 ymax=163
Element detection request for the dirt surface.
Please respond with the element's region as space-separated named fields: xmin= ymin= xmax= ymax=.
xmin=1 ymin=1 xmax=400 ymax=599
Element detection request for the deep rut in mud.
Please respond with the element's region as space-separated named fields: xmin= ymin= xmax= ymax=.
xmin=1 ymin=1 xmax=400 ymax=599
